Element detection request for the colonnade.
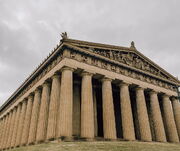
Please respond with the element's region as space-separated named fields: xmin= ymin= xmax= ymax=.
xmin=0 ymin=66 xmax=180 ymax=150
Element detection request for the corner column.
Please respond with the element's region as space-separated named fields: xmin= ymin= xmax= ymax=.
xmin=162 ymin=94 xmax=179 ymax=142
xmin=102 ymin=78 xmax=117 ymax=140
xmin=135 ymin=87 xmax=152 ymax=141
xmin=81 ymin=72 xmax=94 ymax=139
xmin=36 ymin=81 xmax=50 ymax=142
xmin=171 ymin=97 xmax=180 ymax=139
xmin=58 ymin=66 xmax=74 ymax=139
xmin=149 ymin=90 xmax=166 ymax=142
xmin=47 ymin=74 xmax=61 ymax=140
xmin=120 ymin=82 xmax=135 ymax=141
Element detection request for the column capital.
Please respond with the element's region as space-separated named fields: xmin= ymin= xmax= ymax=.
xmin=51 ymin=73 xmax=60 ymax=79
xmin=135 ymin=86 xmax=144 ymax=91
xmin=42 ymin=80 xmax=50 ymax=87
xmin=119 ymin=81 xmax=131 ymax=87
xmin=162 ymin=93 xmax=171 ymax=99
xmin=171 ymin=96 xmax=179 ymax=101
xmin=101 ymin=77 xmax=112 ymax=82
xmin=35 ymin=87 xmax=41 ymax=93
xmin=81 ymin=71 xmax=93 ymax=77
xmin=61 ymin=66 xmax=74 ymax=72
xmin=149 ymin=90 xmax=159 ymax=95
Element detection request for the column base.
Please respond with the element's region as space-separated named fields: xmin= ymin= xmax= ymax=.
xmin=79 ymin=137 xmax=95 ymax=141
xmin=61 ymin=136 xmax=74 ymax=142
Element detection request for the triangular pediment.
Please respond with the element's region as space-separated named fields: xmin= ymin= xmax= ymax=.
xmin=62 ymin=38 xmax=180 ymax=85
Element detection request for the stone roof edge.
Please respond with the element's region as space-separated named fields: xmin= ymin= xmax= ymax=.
xmin=0 ymin=42 xmax=65 ymax=112
xmin=63 ymin=38 xmax=180 ymax=85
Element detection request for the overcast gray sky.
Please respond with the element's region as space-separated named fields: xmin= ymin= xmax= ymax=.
xmin=0 ymin=0 xmax=180 ymax=105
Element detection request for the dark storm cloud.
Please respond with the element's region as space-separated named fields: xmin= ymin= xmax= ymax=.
xmin=0 ymin=0 xmax=180 ymax=105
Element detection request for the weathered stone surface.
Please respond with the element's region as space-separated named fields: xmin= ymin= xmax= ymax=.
xmin=11 ymin=103 xmax=22 ymax=147
xmin=149 ymin=91 xmax=166 ymax=142
xmin=136 ymin=87 xmax=152 ymax=141
xmin=47 ymin=74 xmax=61 ymax=140
xmin=73 ymin=83 xmax=81 ymax=136
xmin=81 ymin=72 xmax=94 ymax=139
xmin=102 ymin=78 xmax=117 ymax=140
xmin=58 ymin=67 xmax=73 ymax=138
xmin=162 ymin=95 xmax=179 ymax=142
xmin=120 ymin=82 xmax=135 ymax=141
xmin=16 ymin=100 xmax=27 ymax=146
xmin=36 ymin=82 xmax=50 ymax=142
xmin=28 ymin=88 xmax=41 ymax=144
xmin=172 ymin=97 xmax=180 ymax=140
xmin=21 ymin=95 xmax=33 ymax=145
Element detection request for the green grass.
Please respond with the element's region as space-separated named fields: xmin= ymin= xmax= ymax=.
xmin=10 ymin=141 xmax=180 ymax=151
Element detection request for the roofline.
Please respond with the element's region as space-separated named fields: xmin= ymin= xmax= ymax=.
xmin=1 ymin=37 xmax=180 ymax=113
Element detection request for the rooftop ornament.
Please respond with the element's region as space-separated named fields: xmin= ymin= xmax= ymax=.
xmin=130 ymin=41 xmax=136 ymax=49
xmin=60 ymin=32 xmax=68 ymax=41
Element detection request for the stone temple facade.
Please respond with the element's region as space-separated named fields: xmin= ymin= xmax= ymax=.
xmin=0 ymin=33 xmax=180 ymax=150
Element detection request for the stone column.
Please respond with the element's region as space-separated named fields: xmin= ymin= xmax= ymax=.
xmin=162 ymin=95 xmax=179 ymax=142
xmin=0 ymin=115 xmax=8 ymax=149
xmin=0 ymin=118 xmax=5 ymax=150
xmin=135 ymin=87 xmax=152 ymax=141
xmin=4 ymin=111 xmax=13 ymax=149
xmin=0 ymin=116 xmax=7 ymax=149
xmin=102 ymin=78 xmax=117 ymax=140
xmin=7 ymin=107 xmax=17 ymax=148
xmin=58 ymin=67 xmax=73 ymax=139
xmin=93 ymin=88 xmax=98 ymax=137
xmin=120 ymin=82 xmax=135 ymax=141
xmin=21 ymin=94 xmax=34 ymax=145
xmin=73 ymin=82 xmax=81 ymax=136
xmin=149 ymin=90 xmax=166 ymax=142
xmin=0 ymin=118 xmax=3 ymax=149
xmin=171 ymin=97 xmax=180 ymax=139
xmin=28 ymin=88 xmax=41 ymax=144
xmin=11 ymin=103 xmax=22 ymax=147
xmin=15 ymin=100 xmax=27 ymax=147
xmin=36 ymin=81 xmax=50 ymax=142
xmin=81 ymin=72 xmax=94 ymax=139
xmin=47 ymin=74 xmax=61 ymax=140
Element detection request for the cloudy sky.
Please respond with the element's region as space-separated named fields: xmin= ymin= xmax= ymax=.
xmin=0 ymin=0 xmax=180 ymax=105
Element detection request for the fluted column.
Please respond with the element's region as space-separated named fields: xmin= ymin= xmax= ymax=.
xmin=15 ymin=100 xmax=27 ymax=147
xmin=0 ymin=117 xmax=6 ymax=149
xmin=1 ymin=113 xmax=9 ymax=149
xmin=172 ymin=97 xmax=180 ymax=139
xmin=47 ymin=74 xmax=61 ymax=140
xmin=58 ymin=67 xmax=73 ymax=139
xmin=162 ymin=95 xmax=179 ymax=142
xmin=11 ymin=103 xmax=22 ymax=148
xmin=72 ymin=82 xmax=81 ymax=136
xmin=149 ymin=90 xmax=166 ymax=142
xmin=102 ymin=78 xmax=116 ymax=140
xmin=120 ymin=82 xmax=135 ymax=141
xmin=81 ymin=72 xmax=94 ymax=139
xmin=36 ymin=81 xmax=50 ymax=142
xmin=28 ymin=88 xmax=41 ymax=144
xmin=93 ymin=88 xmax=98 ymax=137
xmin=21 ymin=95 xmax=34 ymax=145
xmin=4 ymin=111 xmax=13 ymax=149
xmin=0 ymin=118 xmax=3 ymax=149
xmin=7 ymin=107 xmax=17 ymax=148
xmin=1 ymin=115 xmax=8 ymax=149
xmin=135 ymin=87 xmax=152 ymax=141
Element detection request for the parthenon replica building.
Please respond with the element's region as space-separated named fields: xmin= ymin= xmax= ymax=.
xmin=0 ymin=33 xmax=180 ymax=150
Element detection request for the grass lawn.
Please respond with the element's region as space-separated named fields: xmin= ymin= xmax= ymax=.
xmin=10 ymin=141 xmax=180 ymax=151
